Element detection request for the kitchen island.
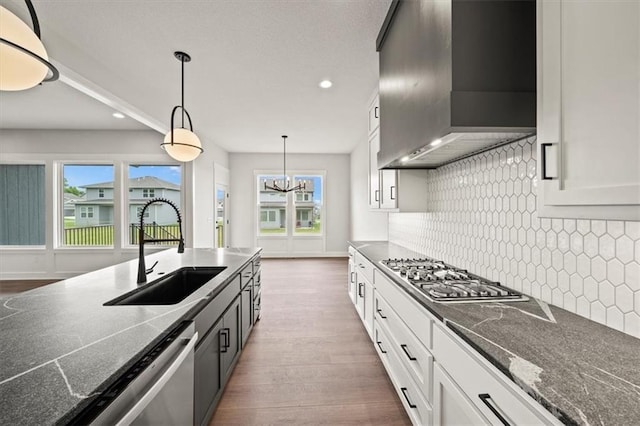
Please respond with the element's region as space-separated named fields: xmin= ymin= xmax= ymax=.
xmin=350 ymin=241 xmax=640 ymax=426
xmin=0 ymin=247 xmax=261 ymax=426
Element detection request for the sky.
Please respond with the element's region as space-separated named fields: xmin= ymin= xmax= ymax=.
xmin=64 ymin=165 xmax=182 ymax=188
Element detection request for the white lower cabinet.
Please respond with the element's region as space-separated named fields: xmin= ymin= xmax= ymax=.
xmin=375 ymin=321 xmax=433 ymax=426
xmin=433 ymin=363 xmax=489 ymax=426
xmin=348 ymin=248 xmax=357 ymax=304
xmin=349 ymin=246 xmax=561 ymax=426
xmin=432 ymin=326 xmax=560 ymax=426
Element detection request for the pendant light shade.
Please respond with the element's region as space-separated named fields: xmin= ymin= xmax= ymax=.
xmin=160 ymin=51 xmax=203 ymax=162
xmin=0 ymin=1 xmax=59 ymax=91
xmin=162 ymin=128 xmax=202 ymax=162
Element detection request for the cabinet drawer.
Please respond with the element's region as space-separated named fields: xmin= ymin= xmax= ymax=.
xmin=374 ymin=269 xmax=434 ymax=350
xmin=374 ymin=321 xmax=432 ymax=426
xmin=240 ymin=262 xmax=253 ymax=288
xmin=252 ymin=256 xmax=261 ymax=273
xmin=194 ymin=275 xmax=240 ymax=346
xmin=433 ymin=326 xmax=559 ymax=426
xmin=376 ymin=293 xmax=433 ymax=403
xmin=354 ymin=251 xmax=375 ymax=285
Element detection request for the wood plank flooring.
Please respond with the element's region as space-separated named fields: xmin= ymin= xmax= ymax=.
xmin=0 ymin=280 xmax=57 ymax=295
xmin=209 ymin=258 xmax=411 ymax=426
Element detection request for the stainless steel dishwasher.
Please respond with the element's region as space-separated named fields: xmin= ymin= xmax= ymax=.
xmin=71 ymin=321 xmax=198 ymax=426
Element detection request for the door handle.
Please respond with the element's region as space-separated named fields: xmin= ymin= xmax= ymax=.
xmin=350 ymin=271 xmax=355 ymax=283
xmin=400 ymin=387 xmax=417 ymax=409
xmin=478 ymin=394 xmax=511 ymax=426
xmin=400 ymin=344 xmax=417 ymax=361
xmin=390 ymin=185 xmax=396 ymax=200
xmin=374 ymin=106 xmax=379 ymax=119
xmin=540 ymin=143 xmax=557 ymax=180
xmin=358 ymin=283 xmax=364 ymax=298
xmin=375 ymin=189 xmax=379 ymax=202
xmin=220 ymin=328 xmax=229 ymax=352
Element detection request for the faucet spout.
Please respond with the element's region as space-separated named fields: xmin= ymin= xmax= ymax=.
xmin=137 ymin=198 xmax=185 ymax=284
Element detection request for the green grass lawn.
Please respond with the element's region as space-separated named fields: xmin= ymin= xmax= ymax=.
xmin=259 ymin=221 xmax=321 ymax=235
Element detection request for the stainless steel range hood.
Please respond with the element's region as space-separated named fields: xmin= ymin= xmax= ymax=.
xmin=376 ymin=0 xmax=536 ymax=169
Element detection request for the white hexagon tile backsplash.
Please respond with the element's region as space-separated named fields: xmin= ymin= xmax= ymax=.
xmin=389 ymin=136 xmax=640 ymax=338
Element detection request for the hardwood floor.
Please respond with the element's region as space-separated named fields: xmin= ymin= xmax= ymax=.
xmin=0 ymin=280 xmax=57 ymax=296
xmin=209 ymin=258 xmax=411 ymax=426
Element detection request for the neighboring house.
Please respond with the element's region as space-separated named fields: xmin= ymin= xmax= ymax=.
xmin=74 ymin=176 xmax=180 ymax=227
xmin=63 ymin=193 xmax=84 ymax=218
xmin=259 ymin=178 xmax=315 ymax=229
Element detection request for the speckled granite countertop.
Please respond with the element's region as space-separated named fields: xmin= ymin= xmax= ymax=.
xmin=0 ymin=247 xmax=260 ymax=426
xmin=350 ymin=241 xmax=640 ymax=426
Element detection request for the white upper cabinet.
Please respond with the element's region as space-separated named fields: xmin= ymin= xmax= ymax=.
xmin=368 ymin=94 xmax=380 ymax=136
xmin=537 ymin=0 xmax=640 ymax=220
xmin=368 ymin=91 xmax=429 ymax=212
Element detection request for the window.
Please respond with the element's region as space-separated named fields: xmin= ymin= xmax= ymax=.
xmin=257 ymin=174 xmax=323 ymax=236
xmin=258 ymin=175 xmax=287 ymax=235
xmin=128 ymin=165 xmax=182 ymax=246
xmin=136 ymin=206 xmax=150 ymax=219
xmin=62 ymin=164 xmax=114 ymax=246
xmin=294 ymin=176 xmax=322 ymax=235
xmin=0 ymin=164 xmax=45 ymax=246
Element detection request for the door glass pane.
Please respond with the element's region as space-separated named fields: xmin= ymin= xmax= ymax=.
xmin=128 ymin=165 xmax=182 ymax=246
xmin=294 ymin=175 xmax=322 ymax=235
xmin=0 ymin=164 xmax=45 ymax=245
xmin=216 ymin=187 xmax=225 ymax=247
xmin=258 ymin=175 xmax=287 ymax=235
xmin=62 ymin=164 xmax=114 ymax=246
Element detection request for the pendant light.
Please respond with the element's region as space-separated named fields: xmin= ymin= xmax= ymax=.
xmin=263 ymin=135 xmax=306 ymax=193
xmin=0 ymin=0 xmax=59 ymax=91
xmin=161 ymin=51 xmax=203 ymax=162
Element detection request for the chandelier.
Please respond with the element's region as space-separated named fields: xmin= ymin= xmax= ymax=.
xmin=263 ymin=135 xmax=306 ymax=193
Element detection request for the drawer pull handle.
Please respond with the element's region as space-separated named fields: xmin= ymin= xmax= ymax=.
xmin=358 ymin=263 xmax=365 ymax=269
xmin=376 ymin=341 xmax=387 ymax=354
xmin=400 ymin=387 xmax=417 ymax=409
xmin=350 ymin=271 xmax=355 ymax=283
xmin=376 ymin=308 xmax=387 ymax=319
xmin=358 ymin=283 xmax=364 ymax=298
xmin=479 ymin=394 xmax=511 ymax=426
xmin=400 ymin=344 xmax=417 ymax=361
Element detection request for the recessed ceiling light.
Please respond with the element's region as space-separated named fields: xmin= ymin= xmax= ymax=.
xmin=319 ymin=80 xmax=332 ymax=89
xmin=400 ymin=156 xmax=410 ymax=163
xmin=112 ymin=112 xmax=125 ymax=119
xmin=431 ymin=138 xmax=442 ymax=146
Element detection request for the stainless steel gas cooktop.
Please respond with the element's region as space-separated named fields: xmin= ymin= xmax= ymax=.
xmin=379 ymin=258 xmax=528 ymax=303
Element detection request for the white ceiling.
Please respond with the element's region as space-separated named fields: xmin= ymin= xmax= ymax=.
xmin=0 ymin=0 xmax=391 ymax=154
xmin=0 ymin=79 xmax=149 ymax=130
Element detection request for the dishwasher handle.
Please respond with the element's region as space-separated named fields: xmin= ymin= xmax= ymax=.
xmin=115 ymin=331 xmax=198 ymax=426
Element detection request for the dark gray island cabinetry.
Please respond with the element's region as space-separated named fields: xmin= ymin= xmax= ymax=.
xmin=0 ymin=247 xmax=261 ymax=426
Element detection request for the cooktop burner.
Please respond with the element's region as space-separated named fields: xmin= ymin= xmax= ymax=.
xmin=380 ymin=257 xmax=528 ymax=303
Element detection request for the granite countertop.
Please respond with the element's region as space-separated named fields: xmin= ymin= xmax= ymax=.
xmin=350 ymin=241 xmax=640 ymax=426
xmin=0 ymin=247 xmax=261 ymax=426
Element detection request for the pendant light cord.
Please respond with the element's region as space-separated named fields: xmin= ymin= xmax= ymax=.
xmin=283 ymin=136 xmax=287 ymax=189
xmin=181 ymin=55 xmax=185 ymax=128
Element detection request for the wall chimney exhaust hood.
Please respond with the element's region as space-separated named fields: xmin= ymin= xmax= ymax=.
xmin=376 ymin=0 xmax=536 ymax=169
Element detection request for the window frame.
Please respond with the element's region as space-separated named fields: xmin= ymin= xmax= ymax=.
xmin=255 ymin=170 xmax=326 ymax=240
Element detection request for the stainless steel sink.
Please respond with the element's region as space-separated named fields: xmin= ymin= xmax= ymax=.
xmin=105 ymin=267 xmax=227 ymax=306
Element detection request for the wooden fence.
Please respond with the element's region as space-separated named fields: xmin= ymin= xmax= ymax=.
xmin=63 ymin=223 xmax=180 ymax=246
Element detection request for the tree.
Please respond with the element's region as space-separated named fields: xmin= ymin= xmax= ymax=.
xmin=63 ymin=177 xmax=85 ymax=196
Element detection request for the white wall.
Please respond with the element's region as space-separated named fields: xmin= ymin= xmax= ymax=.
xmin=229 ymin=153 xmax=350 ymax=256
xmin=349 ymin=136 xmax=388 ymax=241
xmin=0 ymin=129 xmax=228 ymax=279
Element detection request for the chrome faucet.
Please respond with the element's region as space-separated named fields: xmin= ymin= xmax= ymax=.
xmin=137 ymin=198 xmax=184 ymax=284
